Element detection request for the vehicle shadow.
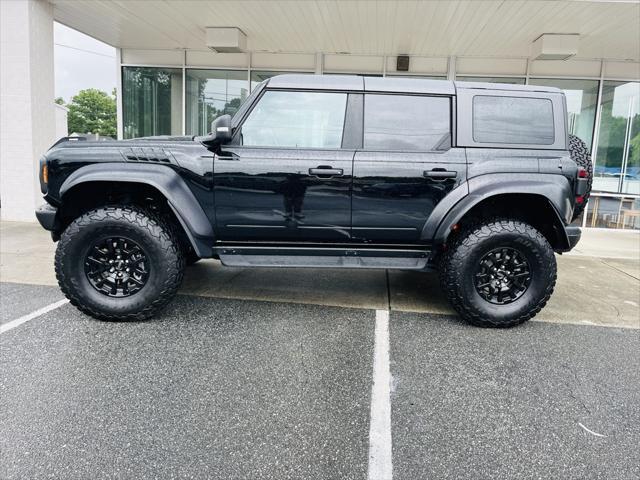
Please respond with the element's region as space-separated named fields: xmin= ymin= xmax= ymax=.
xmin=180 ymin=259 xmax=457 ymax=316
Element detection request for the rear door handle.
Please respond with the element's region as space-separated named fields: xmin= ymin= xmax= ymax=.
xmin=423 ymin=169 xmax=457 ymax=179
xmin=309 ymin=166 xmax=343 ymax=177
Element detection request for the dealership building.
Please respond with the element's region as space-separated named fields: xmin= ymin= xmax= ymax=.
xmin=1 ymin=0 xmax=639 ymax=230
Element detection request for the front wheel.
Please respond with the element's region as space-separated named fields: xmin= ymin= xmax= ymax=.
xmin=439 ymin=219 xmax=557 ymax=328
xmin=55 ymin=206 xmax=185 ymax=321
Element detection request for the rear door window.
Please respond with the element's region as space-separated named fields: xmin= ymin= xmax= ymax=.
xmin=472 ymin=95 xmax=554 ymax=145
xmin=363 ymin=94 xmax=451 ymax=151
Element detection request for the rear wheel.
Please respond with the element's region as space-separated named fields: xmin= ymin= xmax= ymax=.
xmin=439 ymin=219 xmax=557 ymax=328
xmin=55 ymin=205 xmax=185 ymax=321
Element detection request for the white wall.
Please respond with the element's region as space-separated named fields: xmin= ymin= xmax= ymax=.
xmin=121 ymin=48 xmax=640 ymax=80
xmin=54 ymin=103 xmax=68 ymax=140
xmin=0 ymin=0 xmax=55 ymax=221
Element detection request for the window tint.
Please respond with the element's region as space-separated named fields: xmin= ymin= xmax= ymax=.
xmin=364 ymin=94 xmax=451 ymax=151
xmin=473 ymin=95 xmax=554 ymax=145
xmin=241 ymin=91 xmax=347 ymax=148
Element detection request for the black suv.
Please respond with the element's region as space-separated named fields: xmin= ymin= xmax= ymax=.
xmin=36 ymin=75 xmax=592 ymax=327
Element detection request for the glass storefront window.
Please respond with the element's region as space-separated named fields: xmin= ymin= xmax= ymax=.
xmin=458 ymin=76 xmax=525 ymax=84
xmin=528 ymin=78 xmax=599 ymax=152
xmin=186 ymin=69 xmax=249 ymax=136
xmin=122 ymin=67 xmax=183 ymax=139
xmin=593 ymin=81 xmax=640 ymax=195
xmin=585 ymin=194 xmax=640 ymax=230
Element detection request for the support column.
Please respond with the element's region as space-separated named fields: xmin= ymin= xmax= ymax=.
xmin=0 ymin=0 xmax=55 ymax=221
xmin=315 ymin=52 xmax=323 ymax=75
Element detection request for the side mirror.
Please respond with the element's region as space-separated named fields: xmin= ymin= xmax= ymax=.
xmin=196 ymin=114 xmax=232 ymax=147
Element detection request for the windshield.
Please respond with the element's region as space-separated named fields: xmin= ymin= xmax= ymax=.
xmin=231 ymin=80 xmax=267 ymax=129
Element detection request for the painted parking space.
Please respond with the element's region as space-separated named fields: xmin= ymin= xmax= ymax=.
xmin=0 ymin=282 xmax=66 ymax=326
xmin=1 ymin=292 xmax=374 ymax=480
xmin=2 ymin=282 xmax=639 ymax=479
xmin=389 ymin=312 xmax=640 ymax=480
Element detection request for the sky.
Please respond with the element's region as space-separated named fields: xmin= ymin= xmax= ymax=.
xmin=54 ymin=22 xmax=117 ymax=103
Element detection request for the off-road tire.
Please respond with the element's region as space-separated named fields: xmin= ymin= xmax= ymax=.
xmin=568 ymin=134 xmax=593 ymax=220
xmin=55 ymin=205 xmax=185 ymax=321
xmin=440 ymin=219 xmax=557 ymax=328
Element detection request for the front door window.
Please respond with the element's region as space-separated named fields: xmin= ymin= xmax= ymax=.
xmin=240 ymin=91 xmax=347 ymax=149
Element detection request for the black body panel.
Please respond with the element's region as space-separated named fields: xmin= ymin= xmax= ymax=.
xmin=36 ymin=75 xmax=582 ymax=264
xmin=214 ymin=146 xmax=354 ymax=242
xmin=352 ymin=149 xmax=467 ymax=243
xmin=40 ymin=137 xmax=216 ymax=257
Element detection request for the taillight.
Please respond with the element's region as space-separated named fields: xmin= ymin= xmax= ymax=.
xmin=42 ymin=163 xmax=48 ymax=184
xmin=574 ymin=168 xmax=589 ymax=201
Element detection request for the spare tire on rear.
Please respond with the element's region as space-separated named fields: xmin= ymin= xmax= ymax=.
xmin=568 ymin=134 xmax=593 ymax=221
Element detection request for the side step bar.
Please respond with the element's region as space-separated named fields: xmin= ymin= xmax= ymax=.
xmin=214 ymin=246 xmax=431 ymax=270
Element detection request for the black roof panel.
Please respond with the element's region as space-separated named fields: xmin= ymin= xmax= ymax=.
xmin=267 ymin=74 xmax=364 ymax=91
xmin=265 ymin=74 xmax=562 ymax=95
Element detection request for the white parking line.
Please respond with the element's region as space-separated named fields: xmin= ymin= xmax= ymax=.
xmin=0 ymin=299 xmax=69 ymax=334
xmin=368 ymin=309 xmax=393 ymax=480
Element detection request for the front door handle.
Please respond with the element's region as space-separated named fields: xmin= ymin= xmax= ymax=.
xmin=309 ymin=166 xmax=344 ymax=177
xmin=423 ymin=169 xmax=457 ymax=180
xmin=216 ymin=152 xmax=240 ymax=161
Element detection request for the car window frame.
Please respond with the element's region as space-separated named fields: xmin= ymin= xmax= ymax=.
xmin=471 ymin=94 xmax=555 ymax=146
xmin=360 ymin=92 xmax=454 ymax=154
xmin=455 ymin=88 xmax=568 ymax=150
xmin=231 ymin=88 xmax=351 ymax=151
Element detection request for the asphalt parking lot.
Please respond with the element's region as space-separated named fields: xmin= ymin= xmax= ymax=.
xmin=1 ymin=281 xmax=639 ymax=480
xmin=1 ymin=223 xmax=639 ymax=479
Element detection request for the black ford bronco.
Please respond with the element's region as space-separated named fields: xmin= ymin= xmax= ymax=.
xmin=36 ymin=75 xmax=592 ymax=327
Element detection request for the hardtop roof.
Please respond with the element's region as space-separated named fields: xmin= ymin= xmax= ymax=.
xmin=265 ymin=74 xmax=562 ymax=95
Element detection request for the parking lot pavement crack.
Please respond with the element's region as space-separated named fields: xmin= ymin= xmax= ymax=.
xmin=599 ymin=297 xmax=622 ymax=318
xmin=560 ymin=362 xmax=592 ymax=415
xmin=599 ymin=259 xmax=640 ymax=281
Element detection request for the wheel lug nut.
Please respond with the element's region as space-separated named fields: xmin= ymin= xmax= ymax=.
xmin=110 ymin=267 xmax=115 ymax=272
xmin=109 ymin=260 xmax=114 ymax=264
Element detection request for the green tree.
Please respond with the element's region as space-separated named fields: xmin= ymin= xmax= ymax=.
xmin=54 ymin=97 xmax=65 ymax=105
xmin=67 ymin=88 xmax=116 ymax=137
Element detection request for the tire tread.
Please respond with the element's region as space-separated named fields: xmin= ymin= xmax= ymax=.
xmin=440 ymin=218 xmax=557 ymax=328
xmin=54 ymin=205 xmax=185 ymax=321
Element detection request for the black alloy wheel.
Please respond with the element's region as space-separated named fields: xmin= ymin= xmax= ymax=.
xmin=439 ymin=219 xmax=557 ymax=328
xmin=55 ymin=205 xmax=185 ymax=321
xmin=474 ymin=247 xmax=532 ymax=305
xmin=85 ymin=237 xmax=150 ymax=297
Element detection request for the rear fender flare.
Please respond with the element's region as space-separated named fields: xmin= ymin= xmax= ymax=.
xmin=423 ymin=173 xmax=574 ymax=248
xmin=60 ymin=163 xmax=214 ymax=257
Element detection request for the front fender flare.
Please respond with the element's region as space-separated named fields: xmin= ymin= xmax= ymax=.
xmin=60 ymin=163 xmax=214 ymax=257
